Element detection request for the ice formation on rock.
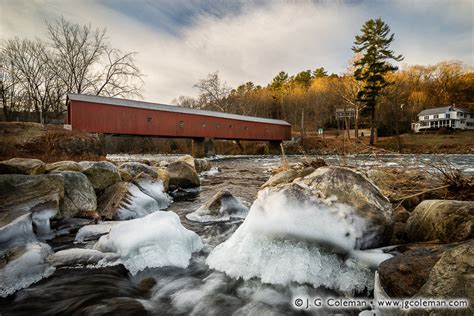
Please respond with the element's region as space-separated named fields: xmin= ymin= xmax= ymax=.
xmin=186 ymin=190 xmax=248 ymax=223
xmin=207 ymin=184 xmax=389 ymax=293
xmin=0 ymin=214 xmax=37 ymax=251
xmin=94 ymin=211 xmax=202 ymax=275
xmin=133 ymin=177 xmax=171 ymax=209
xmin=0 ymin=242 xmax=55 ymax=297
xmin=47 ymin=248 xmax=118 ymax=267
xmin=115 ymin=183 xmax=162 ymax=220
xmin=75 ymin=222 xmax=120 ymax=243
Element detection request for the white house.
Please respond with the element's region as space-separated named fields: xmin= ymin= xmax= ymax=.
xmin=412 ymin=106 xmax=474 ymax=133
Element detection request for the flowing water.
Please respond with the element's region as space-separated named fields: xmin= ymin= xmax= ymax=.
xmin=2 ymin=154 xmax=473 ymax=316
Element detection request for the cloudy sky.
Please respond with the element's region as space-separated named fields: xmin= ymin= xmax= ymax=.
xmin=1 ymin=0 xmax=472 ymax=103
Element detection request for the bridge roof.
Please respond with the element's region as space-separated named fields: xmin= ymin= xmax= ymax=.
xmin=68 ymin=94 xmax=291 ymax=126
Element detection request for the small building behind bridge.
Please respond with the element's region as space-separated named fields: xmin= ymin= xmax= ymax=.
xmin=66 ymin=94 xmax=291 ymax=157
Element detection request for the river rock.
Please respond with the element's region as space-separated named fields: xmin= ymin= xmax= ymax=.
xmin=119 ymin=162 xmax=158 ymax=178
xmin=45 ymin=161 xmax=82 ymax=172
xmin=58 ymin=171 xmax=97 ymax=218
xmin=167 ymin=160 xmax=200 ymax=189
xmin=378 ymin=242 xmax=459 ymax=298
xmin=261 ymin=169 xmax=299 ymax=188
xmin=47 ymin=248 xmax=118 ymax=267
xmin=154 ymin=167 xmax=170 ymax=191
xmin=194 ymin=158 xmax=211 ymax=173
xmin=0 ymin=174 xmax=64 ymax=239
xmin=186 ymin=190 xmax=248 ymax=222
xmin=178 ymin=155 xmax=195 ymax=169
xmin=298 ymin=166 xmax=393 ymax=249
xmin=406 ymin=200 xmax=474 ymax=243
xmin=97 ymin=181 xmax=160 ymax=220
xmin=119 ymin=168 xmax=133 ymax=182
xmin=392 ymin=205 xmax=410 ymax=223
xmin=0 ymin=242 xmax=55 ymax=297
xmin=0 ymin=158 xmax=46 ymax=175
xmin=80 ymin=161 xmax=121 ymax=190
xmin=416 ymin=241 xmax=473 ymax=307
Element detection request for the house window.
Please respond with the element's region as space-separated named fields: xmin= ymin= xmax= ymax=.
xmin=459 ymin=113 xmax=464 ymax=118
xmin=216 ymin=123 xmax=220 ymax=128
xmin=179 ymin=121 xmax=184 ymax=128
xmin=434 ymin=114 xmax=439 ymax=119
xmin=424 ymin=116 xmax=429 ymax=120
xmin=202 ymin=122 xmax=206 ymax=128
xmin=446 ymin=114 xmax=450 ymax=118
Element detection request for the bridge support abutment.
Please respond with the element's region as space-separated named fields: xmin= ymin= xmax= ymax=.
xmin=192 ymin=138 xmax=215 ymax=158
xmin=266 ymin=140 xmax=282 ymax=155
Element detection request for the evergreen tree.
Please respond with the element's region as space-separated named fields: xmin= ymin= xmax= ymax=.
xmin=352 ymin=18 xmax=403 ymax=145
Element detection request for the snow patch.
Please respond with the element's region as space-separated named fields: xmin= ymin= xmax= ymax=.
xmin=94 ymin=211 xmax=202 ymax=275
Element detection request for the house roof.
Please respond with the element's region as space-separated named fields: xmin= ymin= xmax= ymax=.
xmin=67 ymin=93 xmax=291 ymax=126
xmin=418 ymin=106 xmax=472 ymax=116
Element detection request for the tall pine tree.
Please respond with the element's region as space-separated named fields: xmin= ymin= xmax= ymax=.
xmin=352 ymin=18 xmax=403 ymax=145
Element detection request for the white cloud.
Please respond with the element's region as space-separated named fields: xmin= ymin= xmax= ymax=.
xmin=1 ymin=0 xmax=472 ymax=103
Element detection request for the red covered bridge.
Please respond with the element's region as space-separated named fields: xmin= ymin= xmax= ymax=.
xmin=67 ymin=94 xmax=291 ymax=157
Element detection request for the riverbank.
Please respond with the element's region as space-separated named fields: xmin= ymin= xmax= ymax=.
xmin=1 ymin=122 xmax=473 ymax=162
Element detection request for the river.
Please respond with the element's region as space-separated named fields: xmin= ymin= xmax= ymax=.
xmin=2 ymin=154 xmax=473 ymax=315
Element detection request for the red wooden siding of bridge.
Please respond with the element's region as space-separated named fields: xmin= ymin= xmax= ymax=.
xmin=67 ymin=94 xmax=291 ymax=141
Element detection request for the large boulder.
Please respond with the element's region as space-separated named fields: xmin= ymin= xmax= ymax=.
xmin=416 ymin=241 xmax=473 ymax=310
xmin=0 ymin=174 xmax=64 ymax=239
xmin=406 ymin=200 xmax=474 ymax=243
xmin=298 ymin=166 xmax=393 ymax=249
xmin=378 ymin=242 xmax=460 ymax=298
xmin=119 ymin=162 xmax=158 ymax=178
xmin=79 ymin=161 xmax=121 ymax=191
xmin=46 ymin=161 xmax=82 ymax=172
xmin=206 ymin=181 xmax=382 ymax=293
xmin=0 ymin=158 xmax=46 ymax=175
xmin=167 ymin=160 xmax=200 ymax=189
xmin=97 ymin=181 xmax=160 ymax=220
xmin=58 ymin=171 xmax=97 ymax=218
xmin=186 ymin=189 xmax=248 ymax=222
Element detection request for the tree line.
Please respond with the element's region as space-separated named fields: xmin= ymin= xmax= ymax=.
xmin=0 ymin=17 xmax=143 ymax=123
xmin=176 ymin=19 xmax=473 ymax=143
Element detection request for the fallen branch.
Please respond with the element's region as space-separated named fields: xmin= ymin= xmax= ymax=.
xmin=393 ymin=184 xmax=450 ymax=208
